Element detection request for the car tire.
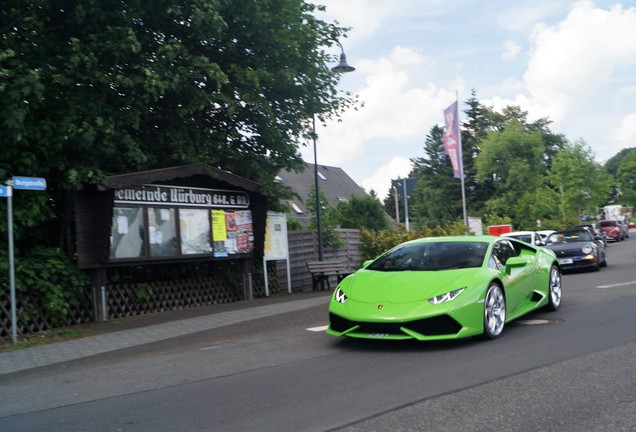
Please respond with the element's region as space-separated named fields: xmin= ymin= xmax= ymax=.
xmin=483 ymin=283 xmax=506 ymax=339
xmin=545 ymin=265 xmax=562 ymax=311
xmin=601 ymin=252 xmax=608 ymax=268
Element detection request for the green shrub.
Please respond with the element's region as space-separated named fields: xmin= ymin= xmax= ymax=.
xmin=0 ymin=247 xmax=90 ymax=327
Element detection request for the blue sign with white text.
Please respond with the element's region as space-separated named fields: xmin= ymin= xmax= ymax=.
xmin=12 ymin=177 xmax=47 ymax=191
xmin=0 ymin=186 xmax=10 ymax=197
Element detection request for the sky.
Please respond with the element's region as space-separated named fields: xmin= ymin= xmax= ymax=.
xmin=299 ymin=0 xmax=636 ymax=200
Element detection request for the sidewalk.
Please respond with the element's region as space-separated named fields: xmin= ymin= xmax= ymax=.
xmin=0 ymin=291 xmax=331 ymax=376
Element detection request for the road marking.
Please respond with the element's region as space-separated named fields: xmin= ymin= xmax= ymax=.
xmin=307 ymin=325 xmax=328 ymax=332
xmin=517 ymin=319 xmax=551 ymax=325
xmin=596 ymin=280 xmax=636 ymax=289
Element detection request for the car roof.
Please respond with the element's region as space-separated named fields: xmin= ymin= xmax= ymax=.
xmin=560 ymin=228 xmax=591 ymax=234
xmin=404 ymin=235 xmax=496 ymax=245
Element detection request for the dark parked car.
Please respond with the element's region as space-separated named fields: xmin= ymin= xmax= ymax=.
xmin=544 ymin=228 xmax=607 ymax=271
xmin=599 ymin=219 xmax=626 ymax=242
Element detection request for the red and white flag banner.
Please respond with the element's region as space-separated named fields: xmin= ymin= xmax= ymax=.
xmin=443 ymin=101 xmax=463 ymax=179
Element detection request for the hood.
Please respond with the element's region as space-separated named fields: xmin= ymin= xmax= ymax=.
xmin=544 ymin=242 xmax=590 ymax=254
xmin=347 ymin=268 xmax=476 ymax=304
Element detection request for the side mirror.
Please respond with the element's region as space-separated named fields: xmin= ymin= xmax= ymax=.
xmin=362 ymin=259 xmax=374 ymax=268
xmin=505 ymin=256 xmax=531 ymax=274
xmin=506 ymin=256 xmax=530 ymax=268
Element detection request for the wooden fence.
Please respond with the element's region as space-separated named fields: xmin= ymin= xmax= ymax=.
xmin=274 ymin=229 xmax=363 ymax=292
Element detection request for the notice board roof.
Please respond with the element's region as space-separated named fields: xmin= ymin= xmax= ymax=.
xmin=100 ymin=164 xmax=260 ymax=192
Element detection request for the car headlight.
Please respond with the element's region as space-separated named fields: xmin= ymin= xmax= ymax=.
xmin=334 ymin=287 xmax=348 ymax=304
xmin=582 ymin=245 xmax=593 ymax=254
xmin=428 ymin=287 xmax=465 ymax=305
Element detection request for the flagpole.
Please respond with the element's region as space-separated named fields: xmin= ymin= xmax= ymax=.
xmin=456 ymin=91 xmax=468 ymax=228
xmin=443 ymin=94 xmax=468 ymax=230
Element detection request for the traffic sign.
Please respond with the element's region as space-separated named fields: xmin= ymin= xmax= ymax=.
xmin=3 ymin=176 xmax=46 ymax=343
xmin=12 ymin=176 xmax=47 ymax=190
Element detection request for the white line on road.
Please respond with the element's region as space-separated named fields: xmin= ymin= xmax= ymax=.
xmin=596 ymin=280 xmax=636 ymax=289
xmin=307 ymin=325 xmax=328 ymax=332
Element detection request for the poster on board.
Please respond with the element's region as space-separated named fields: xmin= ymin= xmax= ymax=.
xmin=211 ymin=209 xmax=254 ymax=257
xmin=264 ymin=212 xmax=289 ymax=260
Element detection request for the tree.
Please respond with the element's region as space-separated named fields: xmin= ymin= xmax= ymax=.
xmin=605 ymin=147 xmax=636 ymax=207
xmin=475 ymin=120 xmax=548 ymax=225
xmin=461 ymin=91 xmax=497 ymax=211
xmin=1 ymin=0 xmax=354 ymax=248
xmin=548 ymin=140 xmax=612 ymax=223
xmin=617 ymin=159 xmax=636 ymax=208
xmin=409 ymin=125 xmax=462 ymax=227
xmin=382 ymin=184 xmax=400 ymax=222
xmin=616 ymin=152 xmax=636 ymax=208
xmin=328 ymin=195 xmax=390 ymax=231
xmin=603 ymin=147 xmax=636 ymax=176
xmin=0 ymin=1 xmax=354 ymax=320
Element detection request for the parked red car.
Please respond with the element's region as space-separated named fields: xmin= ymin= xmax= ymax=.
xmin=599 ymin=219 xmax=626 ymax=241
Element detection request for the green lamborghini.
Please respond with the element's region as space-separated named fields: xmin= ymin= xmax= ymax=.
xmin=328 ymin=236 xmax=562 ymax=341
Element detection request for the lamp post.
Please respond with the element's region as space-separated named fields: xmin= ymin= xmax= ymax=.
xmin=313 ymin=114 xmax=323 ymax=260
xmin=314 ymin=41 xmax=355 ymax=261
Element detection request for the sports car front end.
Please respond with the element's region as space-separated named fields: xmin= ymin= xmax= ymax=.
xmin=328 ymin=236 xmax=561 ymax=342
xmin=327 ymin=267 xmax=490 ymax=341
xmin=543 ymin=230 xmax=601 ymax=271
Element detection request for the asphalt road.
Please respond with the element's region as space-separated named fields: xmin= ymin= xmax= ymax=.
xmin=1 ymin=236 xmax=636 ymax=432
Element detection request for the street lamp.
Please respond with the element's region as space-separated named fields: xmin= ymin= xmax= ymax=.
xmin=332 ymin=41 xmax=356 ymax=73
xmin=314 ymin=41 xmax=355 ymax=261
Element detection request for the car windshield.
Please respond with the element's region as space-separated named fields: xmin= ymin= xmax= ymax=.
xmin=507 ymin=234 xmax=532 ymax=243
xmin=546 ymin=230 xmax=592 ymax=243
xmin=576 ymin=225 xmax=594 ymax=232
xmin=367 ymin=241 xmax=489 ymax=271
xmin=599 ymin=220 xmax=617 ymax=227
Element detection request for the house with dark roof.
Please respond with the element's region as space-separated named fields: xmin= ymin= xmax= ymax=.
xmin=276 ymin=162 xmax=370 ymax=227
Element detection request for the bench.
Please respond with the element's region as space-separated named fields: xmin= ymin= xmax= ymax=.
xmin=306 ymin=260 xmax=353 ymax=291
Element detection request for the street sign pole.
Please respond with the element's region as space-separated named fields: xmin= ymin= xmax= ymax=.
xmin=6 ymin=182 xmax=17 ymax=343
xmin=2 ymin=176 xmax=47 ymax=343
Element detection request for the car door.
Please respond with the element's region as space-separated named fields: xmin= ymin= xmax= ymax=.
xmin=491 ymin=239 xmax=536 ymax=316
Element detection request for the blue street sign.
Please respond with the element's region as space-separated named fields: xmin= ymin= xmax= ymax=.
xmin=0 ymin=186 xmax=11 ymax=197
xmin=12 ymin=176 xmax=47 ymax=191
xmin=391 ymin=177 xmax=417 ymax=198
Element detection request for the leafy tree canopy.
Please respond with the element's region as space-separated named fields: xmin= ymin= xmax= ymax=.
xmin=613 ymin=149 xmax=636 ymax=208
xmin=1 ymin=0 xmax=354 ymax=248
xmin=328 ymin=195 xmax=390 ymax=231
xmin=549 ymin=140 xmax=613 ymax=219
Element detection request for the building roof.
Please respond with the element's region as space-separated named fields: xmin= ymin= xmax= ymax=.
xmin=277 ymin=162 xmax=368 ymax=226
xmin=101 ymin=163 xmax=261 ymax=192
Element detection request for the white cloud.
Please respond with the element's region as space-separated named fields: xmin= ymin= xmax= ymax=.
xmin=501 ymin=40 xmax=521 ymax=60
xmin=361 ymin=156 xmax=414 ymax=199
xmin=315 ymin=0 xmax=395 ymax=45
xmin=523 ymin=0 xmax=636 ymax=122
xmin=304 ymin=45 xmax=464 ymax=200
xmin=306 ymin=1 xmax=636 ymax=201
xmin=305 ymin=45 xmax=457 ymax=163
xmin=496 ymin=2 xmax=563 ymax=33
xmin=610 ymin=113 xmax=636 ymax=153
